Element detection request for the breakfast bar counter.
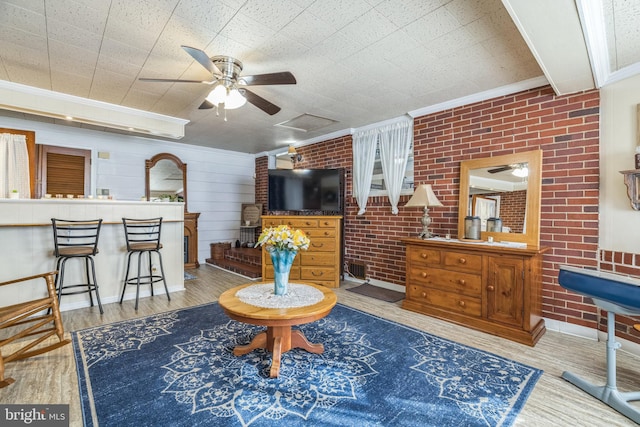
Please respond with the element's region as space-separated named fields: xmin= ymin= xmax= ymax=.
xmin=0 ymin=199 xmax=185 ymax=311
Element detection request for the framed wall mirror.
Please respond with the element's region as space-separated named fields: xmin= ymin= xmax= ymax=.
xmin=145 ymin=153 xmax=187 ymax=211
xmin=457 ymin=150 xmax=542 ymax=248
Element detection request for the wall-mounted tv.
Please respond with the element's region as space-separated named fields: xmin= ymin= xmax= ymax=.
xmin=268 ymin=168 xmax=343 ymax=212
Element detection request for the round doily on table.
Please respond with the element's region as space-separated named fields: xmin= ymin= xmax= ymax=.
xmin=235 ymin=283 xmax=324 ymax=309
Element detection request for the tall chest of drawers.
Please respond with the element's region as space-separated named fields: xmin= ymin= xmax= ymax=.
xmin=262 ymin=215 xmax=342 ymax=288
xmin=401 ymin=238 xmax=548 ymax=346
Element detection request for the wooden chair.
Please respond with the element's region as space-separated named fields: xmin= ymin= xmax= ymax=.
xmin=0 ymin=271 xmax=71 ymax=387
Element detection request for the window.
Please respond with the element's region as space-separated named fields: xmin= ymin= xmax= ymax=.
xmin=369 ymin=138 xmax=414 ymax=197
xmin=37 ymin=145 xmax=91 ymax=197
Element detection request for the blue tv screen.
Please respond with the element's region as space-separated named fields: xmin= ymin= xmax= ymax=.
xmin=268 ymin=168 xmax=343 ymax=212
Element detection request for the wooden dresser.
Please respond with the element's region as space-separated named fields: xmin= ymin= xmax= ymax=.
xmin=262 ymin=215 xmax=342 ymax=288
xmin=401 ymin=238 xmax=548 ymax=346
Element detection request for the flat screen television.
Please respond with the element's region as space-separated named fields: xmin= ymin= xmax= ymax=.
xmin=268 ymin=168 xmax=343 ymax=212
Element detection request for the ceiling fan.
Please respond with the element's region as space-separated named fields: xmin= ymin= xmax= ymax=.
xmin=488 ymin=163 xmax=528 ymax=177
xmin=488 ymin=164 xmax=520 ymax=174
xmin=139 ymin=45 xmax=296 ymax=117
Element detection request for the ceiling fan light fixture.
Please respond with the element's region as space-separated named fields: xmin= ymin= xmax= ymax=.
xmin=224 ymin=87 xmax=247 ymax=109
xmin=206 ymin=84 xmax=227 ymax=105
xmin=512 ymin=165 xmax=529 ymax=178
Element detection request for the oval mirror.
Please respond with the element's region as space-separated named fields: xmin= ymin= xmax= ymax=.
xmin=145 ymin=153 xmax=187 ymax=211
xmin=457 ymin=150 xmax=542 ymax=248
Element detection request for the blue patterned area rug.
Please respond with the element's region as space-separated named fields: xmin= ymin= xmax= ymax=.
xmin=72 ymin=303 xmax=542 ymax=427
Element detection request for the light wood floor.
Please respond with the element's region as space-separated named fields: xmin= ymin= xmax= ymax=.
xmin=3 ymin=265 xmax=638 ymax=426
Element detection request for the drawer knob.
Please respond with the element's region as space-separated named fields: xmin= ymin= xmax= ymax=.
xmin=487 ymin=285 xmax=495 ymax=291
xmin=421 ymin=272 xmax=427 ymax=278
xmin=420 ymin=252 xmax=428 ymax=259
xmin=324 ymin=232 xmax=329 ymax=236
xmin=458 ymin=279 xmax=466 ymax=285
xmin=458 ymin=300 xmax=466 ymax=307
xmin=421 ymin=292 xmax=427 ymax=298
xmin=458 ymin=258 xmax=466 ymax=264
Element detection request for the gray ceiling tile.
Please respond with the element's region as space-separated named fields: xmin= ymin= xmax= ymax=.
xmin=0 ymin=0 xmax=629 ymax=153
xmin=403 ymin=7 xmax=461 ymax=45
xmin=219 ymin=12 xmax=276 ymax=48
xmin=374 ymin=0 xmax=447 ymax=27
xmin=173 ymin=0 xmax=237 ymax=32
xmin=240 ymin=0 xmax=305 ymax=32
xmin=306 ymin=0 xmax=373 ymax=30
xmin=0 ymin=1 xmax=46 ymax=37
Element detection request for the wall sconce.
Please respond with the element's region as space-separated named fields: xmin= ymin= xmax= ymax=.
xmin=621 ymin=169 xmax=640 ymax=210
xmin=405 ymin=184 xmax=443 ymax=238
xmin=288 ymin=146 xmax=302 ymax=163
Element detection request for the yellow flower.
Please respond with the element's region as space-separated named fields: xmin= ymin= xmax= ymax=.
xmin=257 ymin=224 xmax=310 ymax=251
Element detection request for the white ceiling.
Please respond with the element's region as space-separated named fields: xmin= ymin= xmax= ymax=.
xmin=0 ymin=0 xmax=638 ymax=155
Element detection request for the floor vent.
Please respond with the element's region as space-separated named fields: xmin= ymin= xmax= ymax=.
xmin=348 ymin=261 xmax=366 ymax=280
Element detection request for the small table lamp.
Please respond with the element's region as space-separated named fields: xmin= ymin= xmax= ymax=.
xmin=405 ymin=184 xmax=443 ymax=238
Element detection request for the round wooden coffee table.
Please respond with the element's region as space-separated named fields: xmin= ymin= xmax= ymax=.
xmin=218 ymin=281 xmax=337 ymax=378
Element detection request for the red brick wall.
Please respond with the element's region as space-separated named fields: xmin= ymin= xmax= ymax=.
xmin=599 ymin=249 xmax=640 ymax=339
xmin=484 ymin=190 xmax=527 ymax=233
xmin=255 ymin=86 xmax=640 ymax=343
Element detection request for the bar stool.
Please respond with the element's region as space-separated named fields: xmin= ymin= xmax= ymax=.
xmin=51 ymin=218 xmax=103 ymax=314
xmin=120 ymin=217 xmax=170 ymax=310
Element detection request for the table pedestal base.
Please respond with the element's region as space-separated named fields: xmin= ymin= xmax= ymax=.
xmin=233 ymin=326 xmax=324 ymax=378
xmin=562 ymin=311 xmax=640 ymax=424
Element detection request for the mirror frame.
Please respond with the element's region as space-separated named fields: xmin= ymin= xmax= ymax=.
xmin=457 ymin=149 xmax=542 ymax=248
xmin=145 ymin=153 xmax=188 ymax=211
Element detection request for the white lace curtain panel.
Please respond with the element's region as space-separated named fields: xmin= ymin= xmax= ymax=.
xmin=379 ymin=120 xmax=413 ymax=214
xmin=352 ymin=128 xmax=378 ymax=215
xmin=0 ymin=133 xmax=31 ymax=199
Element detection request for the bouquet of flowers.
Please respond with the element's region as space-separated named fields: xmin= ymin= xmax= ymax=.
xmin=257 ymin=224 xmax=310 ymax=252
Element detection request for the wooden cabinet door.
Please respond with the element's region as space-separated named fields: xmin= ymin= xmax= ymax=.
xmin=486 ymin=256 xmax=524 ymax=327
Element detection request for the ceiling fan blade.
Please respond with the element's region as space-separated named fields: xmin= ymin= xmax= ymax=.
xmin=199 ymin=100 xmax=214 ymax=109
xmin=181 ymin=45 xmax=221 ymax=76
xmin=240 ymin=88 xmax=281 ymax=115
xmin=139 ymin=77 xmax=212 ymax=83
xmin=488 ymin=165 xmax=512 ymax=174
xmin=240 ymin=71 xmax=296 ymax=86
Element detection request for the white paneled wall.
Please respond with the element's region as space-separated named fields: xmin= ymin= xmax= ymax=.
xmin=0 ymin=116 xmax=256 ymax=264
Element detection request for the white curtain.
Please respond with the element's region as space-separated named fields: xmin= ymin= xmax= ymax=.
xmin=352 ymin=128 xmax=378 ymax=215
xmin=379 ymin=120 xmax=412 ymax=214
xmin=0 ymin=133 xmax=31 ymax=199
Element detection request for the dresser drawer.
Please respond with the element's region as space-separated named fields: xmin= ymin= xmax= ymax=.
xmin=304 ymin=228 xmax=336 ymax=238
xmin=443 ymin=251 xmax=482 ymax=273
xmin=408 ymin=247 xmax=441 ymax=266
xmin=264 ymin=266 xmax=301 ymax=280
xmin=301 ymin=252 xmax=335 ymax=266
xmin=308 ymin=238 xmax=336 ymax=252
xmin=407 ymin=284 xmax=481 ymax=316
xmin=262 ymin=218 xmax=319 ymax=229
xmin=301 ymin=266 xmax=334 ymax=281
xmin=318 ymin=218 xmax=338 ymax=228
xmin=285 ymin=219 xmax=318 ymax=229
xmin=263 ymin=254 xmax=301 ymax=266
xmin=408 ymin=267 xmax=481 ymax=297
